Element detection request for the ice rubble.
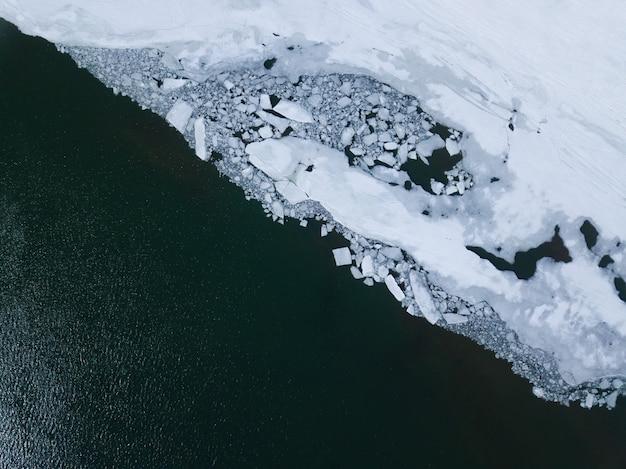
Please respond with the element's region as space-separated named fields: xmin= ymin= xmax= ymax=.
xmin=2 ymin=1 xmax=626 ymax=408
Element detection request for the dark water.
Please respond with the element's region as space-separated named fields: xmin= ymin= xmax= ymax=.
xmin=1 ymin=19 xmax=626 ymax=468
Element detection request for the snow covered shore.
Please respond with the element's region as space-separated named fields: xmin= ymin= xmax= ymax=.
xmin=2 ymin=1 xmax=625 ymax=408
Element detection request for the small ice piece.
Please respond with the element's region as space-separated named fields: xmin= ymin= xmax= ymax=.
xmin=532 ymin=387 xmax=545 ymax=399
xmin=350 ymin=146 xmax=364 ymax=156
xmin=606 ymin=391 xmax=619 ymax=408
xmin=415 ymin=135 xmax=445 ymax=158
xmin=445 ymin=137 xmax=460 ymax=155
xmin=332 ymin=247 xmax=352 ymax=266
xmin=223 ymin=79 xmax=234 ymax=90
xmin=409 ymin=271 xmax=441 ymax=324
xmin=362 ymin=133 xmax=378 ymax=146
xmin=273 ymin=99 xmax=314 ymax=123
xmin=380 ymin=246 xmax=403 ymax=261
xmin=445 ymin=184 xmax=458 ymax=195
xmin=376 ymin=152 xmax=396 ymax=167
xmin=299 ymin=219 xmax=308 ymax=227
xmin=378 ymin=108 xmax=390 ymax=120
xmin=383 ymin=142 xmax=398 ymax=151
xmin=339 ymin=81 xmax=352 ymax=95
xmin=363 ymin=277 xmax=375 ymax=287
xmin=442 ymin=313 xmax=469 ymax=325
xmin=397 ymin=143 xmax=408 ymax=162
xmin=583 ymin=392 xmax=594 ymax=409
xmin=256 ymin=110 xmax=289 ymax=133
xmin=377 ymin=265 xmax=389 ymax=278
xmin=307 ymin=94 xmax=322 ymax=107
xmin=258 ymin=126 xmax=273 ymax=139
xmin=366 ymin=93 xmax=381 ymax=105
xmin=260 ymin=94 xmax=272 ymax=109
xmin=456 ymin=180 xmax=465 ymax=195
xmin=271 ymin=201 xmax=284 ymax=219
xmin=350 ymin=266 xmax=364 ymax=279
xmin=337 ymin=96 xmax=352 ymax=107
xmin=193 ymin=117 xmax=207 ymax=160
xmin=614 ymin=379 xmax=624 ymax=388
xmin=166 ymin=99 xmax=193 ymax=133
xmin=161 ymin=78 xmax=188 ymax=90
xmin=321 ymin=224 xmax=328 ymax=237
xmin=341 ymin=127 xmax=356 ymax=146
xmin=385 ymin=275 xmax=405 ymax=301
xmin=431 ymin=180 xmax=445 ymax=195
xmin=228 ymin=137 xmax=241 ymax=149
xmin=378 ymin=132 xmax=392 ymax=143
xmin=361 ymin=255 xmax=375 ymax=277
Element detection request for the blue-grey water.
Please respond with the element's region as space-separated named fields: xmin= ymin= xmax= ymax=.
xmin=1 ymin=18 xmax=625 ymax=468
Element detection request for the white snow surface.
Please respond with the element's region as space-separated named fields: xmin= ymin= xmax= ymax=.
xmin=3 ymin=1 xmax=626 ymax=386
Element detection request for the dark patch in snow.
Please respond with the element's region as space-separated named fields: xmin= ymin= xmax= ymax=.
xmin=615 ymin=277 xmax=626 ymax=302
xmin=580 ymin=220 xmax=599 ymax=249
xmin=466 ymin=226 xmax=572 ymax=280
xmin=264 ymin=57 xmax=277 ymax=70
xmin=599 ymin=255 xmax=614 ymax=268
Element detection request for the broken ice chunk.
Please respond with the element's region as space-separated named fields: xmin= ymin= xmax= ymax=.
xmin=350 ymin=266 xmax=364 ymax=279
xmin=378 ymin=132 xmax=392 ymax=143
xmin=321 ymin=225 xmax=328 ymax=237
xmin=385 ymin=275 xmax=405 ymax=301
xmin=341 ymin=127 xmax=356 ymax=146
xmin=332 ymin=247 xmax=352 ymax=266
xmin=397 ymin=143 xmax=408 ymax=162
xmin=339 ymin=81 xmax=352 ymax=95
xmin=445 ymin=137 xmax=460 ymax=155
xmin=273 ymin=99 xmax=314 ymax=123
xmin=445 ymin=184 xmax=458 ymax=195
xmin=442 ymin=313 xmax=469 ymax=325
xmin=161 ymin=78 xmax=188 ymax=90
xmin=258 ymin=126 xmax=273 ymax=139
xmin=337 ymin=96 xmax=352 ymax=108
xmin=193 ymin=117 xmax=207 ymax=160
xmin=271 ymin=201 xmax=284 ymax=219
xmin=380 ymin=246 xmax=403 ymax=261
xmin=383 ymin=142 xmax=398 ymax=151
xmin=409 ymin=271 xmax=441 ymax=324
xmin=376 ymin=152 xmax=396 ymax=167
xmin=415 ymin=135 xmax=445 ymax=158
xmin=456 ymin=180 xmax=465 ymax=195
xmin=307 ymin=94 xmax=322 ymax=107
xmin=166 ymin=99 xmax=193 ymax=133
xmin=256 ymin=110 xmax=289 ymax=133
xmin=366 ymin=93 xmax=381 ymax=105
xmin=361 ymin=255 xmax=375 ymax=277
xmin=362 ymin=133 xmax=378 ymax=146
xmin=260 ymin=94 xmax=272 ymax=109
xmin=160 ymin=52 xmax=183 ymax=70
xmin=431 ymin=180 xmax=445 ymax=195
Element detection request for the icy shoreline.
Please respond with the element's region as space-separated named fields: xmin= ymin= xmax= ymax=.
xmin=55 ymin=43 xmax=625 ymax=408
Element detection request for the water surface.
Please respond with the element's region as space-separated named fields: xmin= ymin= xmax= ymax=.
xmin=1 ymin=19 xmax=625 ymax=468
